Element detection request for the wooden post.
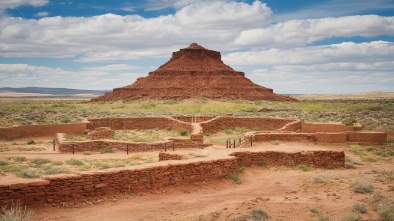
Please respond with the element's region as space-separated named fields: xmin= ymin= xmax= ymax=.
xmin=53 ymin=139 xmax=55 ymax=151
xmin=226 ymin=140 xmax=228 ymax=148
xmin=233 ymin=140 xmax=236 ymax=148
xmin=172 ymin=142 xmax=174 ymax=151
xmin=164 ymin=143 xmax=167 ymax=152
xmin=126 ymin=144 xmax=129 ymax=155
xmin=72 ymin=145 xmax=74 ymax=154
xmin=250 ymin=135 xmax=253 ymax=146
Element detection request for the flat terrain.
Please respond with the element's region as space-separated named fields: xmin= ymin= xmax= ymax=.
xmin=27 ymin=144 xmax=393 ymax=221
xmin=1 ymin=94 xmax=393 ymax=220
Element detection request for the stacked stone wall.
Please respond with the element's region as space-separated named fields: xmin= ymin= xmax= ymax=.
xmin=0 ymin=123 xmax=86 ymax=140
xmin=0 ymin=150 xmax=344 ymax=206
xmin=347 ymin=131 xmax=387 ymax=144
xmin=86 ymin=117 xmax=192 ymax=133
xmin=0 ymin=158 xmax=239 ymax=206
xmin=301 ymin=122 xmax=353 ymax=133
xmin=88 ymin=127 xmax=114 ymax=140
xmin=159 ymin=153 xmax=183 ymax=161
xmin=315 ymin=132 xmax=348 ymax=143
xmin=231 ymin=151 xmax=344 ymax=168
xmin=249 ymin=132 xmax=316 ymax=143
xmin=201 ymin=117 xmax=296 ymax=134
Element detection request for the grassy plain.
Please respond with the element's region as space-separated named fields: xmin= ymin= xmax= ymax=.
xmin=0 ymin=95 xmax=393 ymax=131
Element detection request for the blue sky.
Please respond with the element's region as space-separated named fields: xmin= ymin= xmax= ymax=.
xmin=0 ymin=0 xmax=394 ymax=94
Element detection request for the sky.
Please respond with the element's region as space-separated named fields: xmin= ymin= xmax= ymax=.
xmin=0 ymin=0 xmax=393 ymax=94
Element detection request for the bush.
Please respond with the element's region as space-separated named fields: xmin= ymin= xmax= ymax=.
xmin=66 ymin=159 xmax=84 ymax=165
xmin=180 ymin=130 xmax=188 ymax=136
xmin=351 ymin=181 xmax=374 ymax=194
xmin=238 ymin=166 xmax=245 ymax=173
xmin=271 ymin=140 xmax=280 ymax=145
xmin=251 ymin=209 xmax=269 ymax=220
xmin=31 ymin=158 xmax=51 ymax=165
xmin=26 ymin=140 xmax=35 ymax=145
xmin=15 ymin=157 xmax=26 ymax=163
xmin=225 ymin=174 xmax=242 ymax=184
xmin=0 ymin=159 xmax=9 ymax=166
xmin=22 ymin=168 xmax=41 ymax=178
xmin=83 ymin=151 xmax=92 ymax=155
xmin=1 ymin=202 xmax=34 ymax=221
xmin=378 ymin=207 xmax=394 ymax=221
xmin=353 ymin=203 xmax=367 ymax=213
xmin=366 ymin=146 xmax=375 ymax=152
xmin=343 ymin=118 xmax=357 ymax=126
xmin=101 ymin=147 xmax=114 ymax=154
xmin=341 ymin=212 xmax=359 ymax=221
xmin=295 ymin=164 xmax=315 ymax=172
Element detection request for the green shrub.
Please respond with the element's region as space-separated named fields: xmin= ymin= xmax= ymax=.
xmin=101 ymin=147 xmax=114 ymax=154
xmin=251 ymin=209 xmax=269 ymax=220
xmin=15 ymin=157 xmax=26 ymax=163
xmin=378 ymin=207 xmax=394 ymax=221
xmin=343 ymin=118 xmax=357 ymax=126
xmin=295 ymin=164 xmax=315 ymax=172
xmin=351 ymin=181 xmax=374 ymax=194
xmin=238 ymin=166 xmax=245 ymax=173
xmin=225 ymin=174 xmax=242 ymax=184
xmin=180 ymin=130 xmax=188 ymax=136
xmin=340 ymin=212 xmax=359 ymax=221
xmin=83 ymin=151 xmax=92 ymax=155
xmin=271 ymin=140 xmax=280 ymax=145
xmin=353 ymin=203 xmax=367 ymax=213
xmin=66 ymin=159 xmax=84 ymax=165
xmin=51 ymin=161 xmax=63 ymax=166
xmin=44 ymin=166 xmax=66 ymax=175
xmin=22 ymin=168 xmax=41 ymax=178
xmin=31 ymin=158 xmax=51 ymax=165
xmin=0 ymin=159 xmax=9 ymax=166
xmin=311 ymin=208 xmax=330 ymax=221
xmin=366 ymin=146 xmax=375 ymax=152
xmin=1 ymin=202 xmax=34 ymax=221
xmin=26 ymin=140 xmax=35 ymax=145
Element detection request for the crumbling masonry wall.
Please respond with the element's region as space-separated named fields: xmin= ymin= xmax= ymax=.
xmin=0 ymin=123 xmax=86 ymax=140
xmin=200 ymin=116 xmax=296 ymax=134
xmin=0 ymin=150 xmax=344 ymax=206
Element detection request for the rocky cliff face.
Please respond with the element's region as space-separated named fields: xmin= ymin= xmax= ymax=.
xmin=90 ymin=43 xmax=296 ymax=102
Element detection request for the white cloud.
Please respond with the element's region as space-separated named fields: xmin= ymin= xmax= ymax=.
xmin=82 ymin=64 xmax=141 ymax=72
xmin=0 ymin=0 xmax=48 ymax=14
xmin=235 ymin=15 xmax=394 ymax=47
xmin=175 ymin=1 xmax=272 ymax=30
xmin=33 ymin=11 xmax=48 ymax=17
xmin=0 ymin=64 xmax=143 ymax=90
xmin=274 ymin=0 xmax=394 ymax=22
xmin=223 ymin=41 xmax=394 ymax=66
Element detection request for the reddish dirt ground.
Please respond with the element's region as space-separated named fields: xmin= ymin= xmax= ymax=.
xmin=7 ymin=141 xmax=388 ymax=221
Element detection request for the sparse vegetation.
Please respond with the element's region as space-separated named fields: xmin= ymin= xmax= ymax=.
xmin=1 ymin=202 xmax=34 ymax=221
xmin=225 ymin=174 xmax=242 ymax=184
xmin=100 ymin=147 xmax=114 ymax=154
xmin=351 ymin=181 xmax=374 ymax=194
xmin=270 ymin=140 xmax=280 ymax=145
xmin=26 ymin=140 xmax=35 ymax=145
xmin=180 ymin=130 xmax=188 ymax=136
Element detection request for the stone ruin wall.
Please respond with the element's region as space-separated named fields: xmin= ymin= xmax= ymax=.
xmin=0 ymin=150 xmax=344 ymax=207
xmin=301 ymin=122 xmax=354 ymax=133
xmin=86 ymin=117 xmax=193 ymax=133
xmin=88 ymin=127 xmax=114 ymax=140
xmin=200 ymin=116 xmax=296 ymax=134
xmin=0 ymin=123 xmax=86 ymax=140
xmin=56 ymin=133 xmax=174 ymax=153
xmin=159 ymin=152 xmax=183 ymax=161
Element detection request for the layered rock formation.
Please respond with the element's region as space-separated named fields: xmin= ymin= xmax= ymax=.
xmin=90 ymin=43 xmax=296 ymax=102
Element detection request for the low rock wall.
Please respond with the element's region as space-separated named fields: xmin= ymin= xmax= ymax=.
xmin=201 ymin=116 xmax=296 ymax=134
xmin=159 ymin=153 xmax=183 ymax=161
xmin=246 ymin=132 xmax=316 ymax=143
xmin=301 ymin=122 xmax=353 ymax=133
xmin=315 ymin=132 xmax=348 ymax=143
xmin=0 ymin=123 xmax=86 ymax=140
xmin=347 ymin=131 xmax=387 ymax=144
xmin=231 ymin=150 xmax=344 ymax=168
xmin=86 ymin=117 xmax=193 ymax=133
xmin=0 ymin=150 xmax=344 ymax=206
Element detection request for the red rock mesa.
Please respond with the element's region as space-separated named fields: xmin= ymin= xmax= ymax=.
xmin=90 ymin=43 xmax=296 ymax=102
